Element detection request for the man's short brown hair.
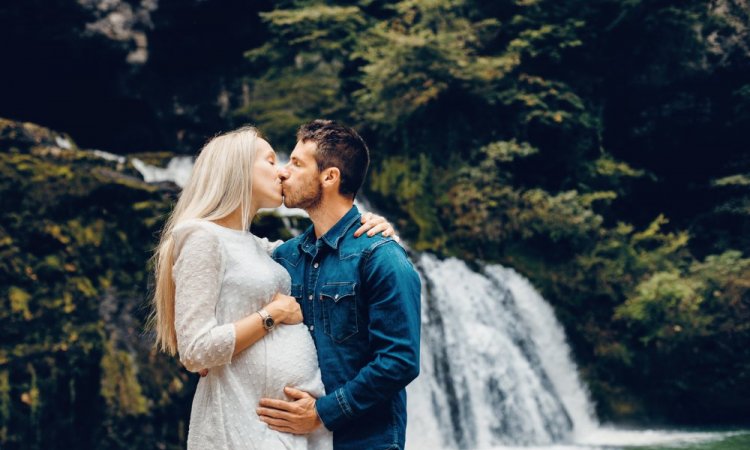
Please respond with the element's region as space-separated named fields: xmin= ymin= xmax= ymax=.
xmin=297 ymin=119 xmax=370 ymax=197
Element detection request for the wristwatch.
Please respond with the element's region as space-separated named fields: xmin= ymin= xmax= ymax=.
xmin=257 ymin=308 xmax=275 ymax=332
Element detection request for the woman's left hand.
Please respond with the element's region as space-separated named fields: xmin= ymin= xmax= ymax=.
xmin=354 ymin=212 xmax=399 ymax=242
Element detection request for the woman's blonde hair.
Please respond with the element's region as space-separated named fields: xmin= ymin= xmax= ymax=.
xmin=150 ymin=126 xmax=259 ymax=355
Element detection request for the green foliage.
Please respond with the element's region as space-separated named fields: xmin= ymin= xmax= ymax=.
xmin=442 ymin=139 xmax=615 ymax=259
xmin=616 ymin=271 xmax=707 ymax=343
xmin=481 ymin=140 xmax=539 ymax=163
xmin=8 ymin=287 xmax=32 ymax=320
xmin=0 ymin=370 xmax=8 ymax=441
xmin=0 ymin=119 xmax=195 ymax=449
xmin=100 ymin=340 xmax=149 ymax=417
xmin=617 ymin=250 xmax=750 ymax=346
xmin=237 ymin=59 xmax=348 ymax=149
xmin=241 ymin=3 xmax=368 ymax=148
xmin=353 ymin=1 xmax=511 ymax=127
xmin=251 ymin=5 xmax=366 ymax=57
xmin=369 ymin=154 xmax=446 ymax=250
xmin=611 ymin=250 xmax=750 ymax=418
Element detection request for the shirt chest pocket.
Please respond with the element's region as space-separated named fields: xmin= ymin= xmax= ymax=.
xmin=320 ymin=282 xmax=358 ymax=343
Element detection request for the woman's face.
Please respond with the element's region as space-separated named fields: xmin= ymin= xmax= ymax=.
xmin=251 ymin=138 xmax=283 ymax=209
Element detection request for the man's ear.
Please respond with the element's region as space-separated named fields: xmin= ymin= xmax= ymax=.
xmin=321 ymin=167 xmax=341 ymax=189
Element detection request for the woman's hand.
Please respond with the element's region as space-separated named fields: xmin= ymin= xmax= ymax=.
xmin=354 ymin=212 xmax=399 ymax=242
xmin=231 ymin=293 xmax=301 ymax=357
xmin=266 ymin=292 xmax=303 ymax=325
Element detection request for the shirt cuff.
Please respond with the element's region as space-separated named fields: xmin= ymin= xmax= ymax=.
xmin=315 ymin=387 xmax=354 ymax=431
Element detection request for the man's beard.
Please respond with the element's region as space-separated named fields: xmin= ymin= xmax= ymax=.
xmin=283 ymin=179 xmax=323 ymax=212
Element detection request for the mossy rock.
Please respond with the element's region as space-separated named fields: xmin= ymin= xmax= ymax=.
xmin=0 ymin=117 xmax=293 ymax=448
xmin=128 ymin=152 xmax=176 ymax=167
xmin=0 ymin=118 xmax=78 ymax=153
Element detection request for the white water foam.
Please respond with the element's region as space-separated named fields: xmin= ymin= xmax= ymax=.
xmin=484 ymin=266 xmax=599 ymax=439
xmin=131 ymin=156 xmax=194 ymax=188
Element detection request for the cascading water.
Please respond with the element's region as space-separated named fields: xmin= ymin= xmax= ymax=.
xmin=484 ymin=266 xmax=599 ymax=440
xmin=130 ymin=156 xmax=736 ymax=450
xmin=131 ymin=156 xmax=194 ymax=188
xmin=405 ymin=255 xmax=597 ymax=449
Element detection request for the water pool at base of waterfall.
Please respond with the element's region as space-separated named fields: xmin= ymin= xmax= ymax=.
xmin=407 ymin=429 xmax=750 ymax=450
xmin=628 ymin=431 xmax=750 ymax=450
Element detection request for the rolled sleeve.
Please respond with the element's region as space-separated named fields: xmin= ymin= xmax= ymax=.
xmin=315 ymin=387 xmax=355 ymax=431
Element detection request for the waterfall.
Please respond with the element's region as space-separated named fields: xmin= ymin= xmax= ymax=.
xmin=405 ymin=255 xmax=598 ymax=449
xmin=484 ymin=266 xmax=599 ymax=439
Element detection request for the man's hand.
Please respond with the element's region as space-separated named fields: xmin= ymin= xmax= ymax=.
xmin=257 ymin=387 xmax=322 ymax=435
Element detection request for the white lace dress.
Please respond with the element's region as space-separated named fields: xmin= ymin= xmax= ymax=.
xmin=172 ymin=219 xmax=332 ymax=450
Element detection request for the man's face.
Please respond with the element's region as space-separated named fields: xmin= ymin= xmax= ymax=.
xmin=279 ymin=140 xmax=323 ymax=210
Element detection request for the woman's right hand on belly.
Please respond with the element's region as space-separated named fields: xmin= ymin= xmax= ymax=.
xmin=231 ymin=293 xmax=303 ymax=357
xmin=266 ymin=293 xmax=303 ymax=325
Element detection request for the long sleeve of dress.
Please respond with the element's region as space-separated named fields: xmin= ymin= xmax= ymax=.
xmin=172 ymin=222 xmax=236 ymax=372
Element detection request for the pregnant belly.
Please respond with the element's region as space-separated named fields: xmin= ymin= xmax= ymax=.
xmin=237 ymin=323 xmax=324 ymax=399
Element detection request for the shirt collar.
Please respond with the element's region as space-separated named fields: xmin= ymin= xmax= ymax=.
xmin=298 ymin=205 xmax=361 ymax=254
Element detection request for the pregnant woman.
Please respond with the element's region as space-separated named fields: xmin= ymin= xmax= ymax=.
xmin=149 ymin=126 xmax=394 ymax=449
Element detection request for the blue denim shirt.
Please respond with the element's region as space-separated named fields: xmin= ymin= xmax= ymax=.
xmin=273 ymin=205 xmax=421 ymax=450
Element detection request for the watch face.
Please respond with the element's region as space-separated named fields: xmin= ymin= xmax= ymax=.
xmin=264 ymin=317 xmax=275 ymax=329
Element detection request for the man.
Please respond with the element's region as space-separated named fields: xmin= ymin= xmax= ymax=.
xmin=256 ymin=120 xmax=421 ymax=450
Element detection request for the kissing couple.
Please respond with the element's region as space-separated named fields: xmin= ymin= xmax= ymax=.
xmin=151 ymin=119 xmax=421 ymax=450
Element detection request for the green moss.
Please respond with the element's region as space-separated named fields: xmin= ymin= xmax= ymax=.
xmin=43 ymin=224 xmax=71 ymax=245
xmin=132 ymin=201 xmax=156 ymax=211
xmin=24 ymin=363 xmax=40 ymax=414
xmin=42 ymin=255 xmax=63 ymax=271
xmin=0 ymin=369 xmax=8 ymax=442
xmin=8 ymin=286 xmax=32 ymax=320
xmin=70 ymin=277 xmax=97 ymax=298
xmin=67 ymin=219 xmax=105 ymax=247
xmin=100 ymin=340 xmax=149 ymax=417
xmin=62 ymin=292 xmax=75 ymax=314
xmin=127 ymin=152 xmax=175 ymax=167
